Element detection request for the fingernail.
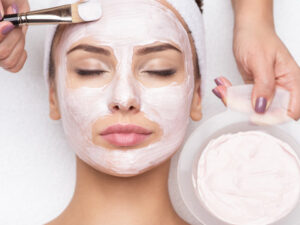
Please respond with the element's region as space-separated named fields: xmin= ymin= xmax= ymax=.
xmin=212 ymin=88 xmax=222 ymax=99
xmin=2 ymin=24 xmax=14 ymax=35
xmin=12 ymin=3 xmax=19 ymax=14
xmin=255 ymin=97 xmax=267 ymax=114
xmin=214 ymin=77 xmax=224 ymax=86
xmin=0 ymin=11 xmax=3 ymax=20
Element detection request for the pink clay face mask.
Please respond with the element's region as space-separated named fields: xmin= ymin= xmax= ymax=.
xmin=54 ymin=0 xmax=195 ymax=176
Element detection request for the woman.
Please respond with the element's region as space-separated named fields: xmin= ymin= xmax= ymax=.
xmin=45 ymin=0 xmax=203 ymax=224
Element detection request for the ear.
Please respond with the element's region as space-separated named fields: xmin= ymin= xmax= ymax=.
xmin=190 ymin=79 xmax=202 ymax=121
xmin=49 ymin=81 xmax=61 ymax=120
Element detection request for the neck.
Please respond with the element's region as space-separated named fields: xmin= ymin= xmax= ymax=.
xmin=53 ymin=157 xmax=187 ymax=225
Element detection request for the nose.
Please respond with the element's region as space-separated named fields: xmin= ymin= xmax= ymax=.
xmin=109 ymin=59 xmax=141 ymax=114
xmin=109 ymin=75 xmax=141 ymax=114
xmin=109 ymin=99 xmax=140 ymax=113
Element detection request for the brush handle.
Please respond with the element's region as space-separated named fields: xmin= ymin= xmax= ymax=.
xmin=0 ymin=5 xmax=73 ymax=26
xmin=1 ymin=14 xmax=20 ymax=26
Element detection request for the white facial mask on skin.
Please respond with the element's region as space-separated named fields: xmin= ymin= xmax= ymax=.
xmin=54 ymin=0 xmax=195 ymax=175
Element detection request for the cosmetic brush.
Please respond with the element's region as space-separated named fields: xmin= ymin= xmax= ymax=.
xmin=0 ymin=0 xmax=102 ymax=26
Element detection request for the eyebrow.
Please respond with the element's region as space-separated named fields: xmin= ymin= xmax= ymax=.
xmin=137 ymin=43 xmax=182 ymax=55
xmin=67 ymin=44 xmax=111 ymax=56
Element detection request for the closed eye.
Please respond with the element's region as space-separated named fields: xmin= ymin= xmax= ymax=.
xmin=75 ymin=69 xmax=107 ymax=76
xmin=143 ymin=69 xmax=176 ymax=77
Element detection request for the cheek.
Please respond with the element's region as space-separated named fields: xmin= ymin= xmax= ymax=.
xmin=60 ymin=86 xmax=111 ymax=137
xmin=140 ymin=82 xmax=194 ymax=135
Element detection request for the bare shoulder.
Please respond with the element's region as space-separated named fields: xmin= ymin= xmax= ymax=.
xmin=44 ymin=213 xmax=76 ymax=225
xmin=44 ymin=217 xmax=61 ymax=225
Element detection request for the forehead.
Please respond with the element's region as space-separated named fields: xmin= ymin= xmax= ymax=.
xmin=61 ymin=0 xmax=189 ymax=49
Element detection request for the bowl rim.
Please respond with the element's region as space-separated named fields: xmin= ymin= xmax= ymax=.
xmin=176 ymin=110 xmax=300 ymax=225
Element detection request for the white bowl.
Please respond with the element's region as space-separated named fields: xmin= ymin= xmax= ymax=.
xmin=177 ymin=110 xmax=300 ymax=225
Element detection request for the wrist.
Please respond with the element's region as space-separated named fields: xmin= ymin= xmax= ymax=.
xmin=232 ymin=0 xmax=274 ymax=31
xmin=234 ymin=14 xmax=275 ymax=32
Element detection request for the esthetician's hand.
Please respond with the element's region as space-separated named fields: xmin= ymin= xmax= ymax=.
xmin=0 ymin=0 xmax=29 ymax=72
xmin=213 ymin=74 xmax=300 ymax=124
xmin=231 ymin=0 xmax=300 ymax=121
xmin=232 ymin=25 xmax=300 ymax=121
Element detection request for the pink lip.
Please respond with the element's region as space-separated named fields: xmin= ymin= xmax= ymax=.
xmin=100 ymin=124 xmax=152 ymax=147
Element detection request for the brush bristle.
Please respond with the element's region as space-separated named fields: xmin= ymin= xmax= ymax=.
xmin=71 ymin=1 xmax=102 ymax=23
xmin=71 ymin=2 xmax=85 ymax=23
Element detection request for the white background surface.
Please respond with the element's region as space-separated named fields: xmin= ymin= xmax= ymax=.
xmin=0 ymin=0 xmax=299 ymax=224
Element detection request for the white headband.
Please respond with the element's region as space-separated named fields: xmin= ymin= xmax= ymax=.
xmin=43 ymin=0 xmax=206 ymax=93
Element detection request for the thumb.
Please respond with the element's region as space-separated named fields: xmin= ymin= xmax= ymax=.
xmin=18 ymin=2 xmax=30 ymax=35
xmin=0 ymin=1 xmax=3 ymax=20
xmin=250 ymin=57 xmax=276 ymax=114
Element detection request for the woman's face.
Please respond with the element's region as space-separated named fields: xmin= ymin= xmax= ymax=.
xmin=49 ymin=0 xmax=202 ymax=176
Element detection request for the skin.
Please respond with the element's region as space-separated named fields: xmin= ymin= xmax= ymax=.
xmin=231 ymin=0 xmax=300 ymax=120
xmin=46 ymin=1 xmax=202 ymax=224
xmin=0 ymin=0 xmax=28 ymax=72
xmin=213 ymin=75 xmax=300 ymax=124
xmin=65 ymin=40 xmax=187 ymax=151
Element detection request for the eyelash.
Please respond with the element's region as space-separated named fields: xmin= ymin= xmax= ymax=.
xmin=144 ymin=69 xmax=176 ymax=77
xmin=75 ymin=69 xmax=107 ymax=76
xmin=75 ymin=69 xmax=176 ymax=77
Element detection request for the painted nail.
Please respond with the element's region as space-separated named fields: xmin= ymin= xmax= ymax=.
xmin=2 ymin=24 xmax=14 ymax=35
xmin=212 ymin=88 xmax=222 ymax=99
xmin=214 ymin=78 xmax=224 ymax=86
xmin=255 ymin=97 xmax=267 ymax=114
xmin=12 ymin=3 xmax=19 ymax=14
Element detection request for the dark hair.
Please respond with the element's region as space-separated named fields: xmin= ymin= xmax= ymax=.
xmin=196 ymin=0 xmax=203 ymax=13
xmin=49 ymin=0 xmax=203 ymax=82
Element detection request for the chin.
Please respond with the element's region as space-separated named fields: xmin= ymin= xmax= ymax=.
xmin=86 ymin=156 xmax=173 ymax=178
xmin=98 ymin=165 xmax=157 ymax=178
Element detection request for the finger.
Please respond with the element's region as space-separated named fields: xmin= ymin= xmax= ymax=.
xmin=5 ymin=3 xmax=18 ymax=14
xmin=17 ymin=2 xmax=30 ymax=35
xmin=0 ymin=28 xmax=23 ymax=61
xmin=0 ymin=5 xmax=22 ymax=42
xmin=288 ymin=89 xmax=300 ymax=121
xmin=0 ymin=1 xmax=4 ymax=20
xmin=287 ymin=76 xmax=300 ymax=120
xmin=7 ymin=50 xmax=27 ymax=73
xmin=212 ymin=85 xmax=228 ymax=106
xmin=237 ymin=64 xmax=254 ymax=84
xmin=0 ymin=21 xmax=15 ymax=41
xmin=212 ymin=87 xmax=222 ymax=99
xmin=1 ymin=5 xmax=18 ymax=34
xmin=0 ymin=3 xmax=21 ymax=39
xmin=288 ymin=89 xmax=300 ymax=120
xmin=250 ymin=56 xmax=276 ymax=114
xmin=11 ymin=3 xmax=19 ymax=14
xmin=214 ymin=76 xmax=232 ymax=87
xmin=0 ymin=36 xmax=25 ymax=69
xmin=22 ymin=25 xmax=28 ymax=35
